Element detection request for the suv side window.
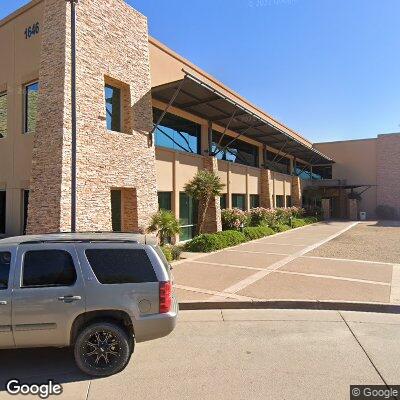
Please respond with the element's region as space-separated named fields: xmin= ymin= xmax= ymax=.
xmin=22 ymin=250 xmax=77 ymax=288
xmin=85 ymin=249 xmax=157 ymax=284
xmin=0 ymin=251 xmax=11 ymax=290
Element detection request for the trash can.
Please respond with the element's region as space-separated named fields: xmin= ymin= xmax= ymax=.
xmin=359 ymin=211 xmax=367 ymax=221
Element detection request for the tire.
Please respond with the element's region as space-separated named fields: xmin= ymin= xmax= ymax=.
xmin=74 ymin=322 xmax=134 ymax=377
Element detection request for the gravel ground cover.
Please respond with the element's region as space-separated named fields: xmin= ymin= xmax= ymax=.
xmin=309 ymin=221 xmax=400 ymax=264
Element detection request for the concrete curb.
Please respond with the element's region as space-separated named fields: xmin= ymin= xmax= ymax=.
xmin=179 ymin=300 xmax=400 ymax=314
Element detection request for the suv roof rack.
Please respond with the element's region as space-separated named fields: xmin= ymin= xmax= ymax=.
xmin=19 ymin=239 xmax=139 ymax=245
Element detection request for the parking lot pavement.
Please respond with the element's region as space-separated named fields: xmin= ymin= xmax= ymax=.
xmin=173 ymin=221 xmax=399 ymax=304
xmin=1 ymin=309 xmax=399 ymax=400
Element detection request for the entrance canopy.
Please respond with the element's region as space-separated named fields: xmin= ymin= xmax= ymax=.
xmin=151 ymin=72 xmax=333 ymax=166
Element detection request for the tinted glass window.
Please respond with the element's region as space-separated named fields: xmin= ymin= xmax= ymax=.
xmin=85 ymin=249 xmax=157 ymax=284
xmin=111 ymin=190 xmax=122 ymax=232
xmin=158 ymin=192 xmax=172 ymax=211
xmin=105 ymin=84 xmax=121 ymax=131
xmin=250 ymin=194 xmax=260 ymax=209
xmin=24 ymin=82 xmax=38 ymax=134
xmin=266 ymin=151 xmax=290 ymax=174
xmin=275 ymin=195 xmax=285 ymax=208
xmin=0 ymin=92 xmax=7 ymax=138
xmin=153 ymin=108 xmax=201 ymax=154
xmin=286 ymin=195 xmax=292 ymax=207
xmin=220 ymin=194 xmax=227 ymax=210
xmin=0 ymin=252 xmax=11 ymax=290
xmin=232 ymin=194 xmax=246 ymax=211
xmin=22 ymin=250 xmax=77 ymax=287
xmin=212 ymin=131 xmax=258 ymax=167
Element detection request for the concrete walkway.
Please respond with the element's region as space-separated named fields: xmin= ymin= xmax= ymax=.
xmin=173 ymin=221 xmax=399 ymax=304
xmin=1 ymin=309 xmax=399 ymax=400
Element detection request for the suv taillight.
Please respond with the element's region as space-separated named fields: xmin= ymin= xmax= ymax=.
xmin=159 ymin=281 xmax=172 ymax=313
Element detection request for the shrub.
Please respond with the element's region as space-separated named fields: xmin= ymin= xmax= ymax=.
xmin=303 ymin=216 xmax=318 ymax=224
xmin=275 ymin=208 xmax=292 ymax=225
xmin=221 ymin=208 xmax=249 ymax=230
xmin=291 ymin=219 xmax=307 ymax=228
xmin=248 ymin=207 xmax=276 ymax=227
xmin=186 ymin=230 xmax=246 ymax=252
xmin=376 ymin=205 xmax=398 ymax=220
xmin=161 ymin=245 xmax=182 ymax=262
xmin=272 ymin=224 xmax=291 ymax=232
xmin=243 ymin=226 xmax=274 ymax=240
xmin=289 ymin=207 xmax=305 ymax=219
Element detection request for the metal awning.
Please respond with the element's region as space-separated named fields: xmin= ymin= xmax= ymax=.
xmin=151 ymin=72 xmax=333 ymax=165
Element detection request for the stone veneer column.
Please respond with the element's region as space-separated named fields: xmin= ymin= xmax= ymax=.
xmin=201 ymin=157 xmax=222 ymax=233
xmin=321 ymin=198 xmax=331 ymax=220
xmin=291 ymin=176 xmax=302 ymax=207
xmin=348 ymin=198 xmax=358 ymax=221
xmin=27 ymin=0 xmax=158 ymax=234
xmin=377 ymin=134 xmax=400 ymax=215
xmin=260 ymin=169 xmax=272 ymax=208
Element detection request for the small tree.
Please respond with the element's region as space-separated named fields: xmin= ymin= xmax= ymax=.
xmin=184 ymin=170 xmax=225 ymax=234
xmin=147 ymin=210 xmax=181 ymax=245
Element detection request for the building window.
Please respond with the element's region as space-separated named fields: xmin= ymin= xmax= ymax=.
xmin=275 ymin=195 xmax=285 ymax=208
xmin=24 ymin=82 xmax=38 ymax=134
xmin=232 ymin=194 xmax=246 ymax=211
xmin=179 ymin=192 xmax=197 ymax=241
xmin=286 ymin=195 xmax=292 ymax=208
xmin=250 ymin=194 xmax=260 ymax=209
xmin=0 ymin=92 xmax=7 ymax=138
xmin=153 ymin=108 xmax=201 ymax=154
xmin=22 ymin=190 xmax=29 ymax=235
xmin=105 ymin=84 xmax=121 ymax=132
xmin=111 ymin=190 xmax=122 ymax=232
xmin=212 ymin=131 xmax=259 ymax=167
xmin=220 ymin=194 xmax=227 ymax=210
xmin=295 ymin=162 xmax=312 ymax=180
xmin=0 ymin=191 xmax=5 ymax=234
xmin=22 ymin=250 xmax=76 ymax=288
xmin=158 ymin=192 xmax=172 ymax=211
xmin=312 ymin=165 xmax=332 ymax=180
xmin=265 ymin=150 xmax=290 ymax=174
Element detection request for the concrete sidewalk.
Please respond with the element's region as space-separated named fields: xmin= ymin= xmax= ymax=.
xmin=172 ymin=221 xmax=399 ymax=305
xmin=1 ymin=309 xmax=399 ymax=400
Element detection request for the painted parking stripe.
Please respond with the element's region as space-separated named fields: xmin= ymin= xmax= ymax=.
xmin=225 ymin=249 xmax=291 ymax=256
xmin=272 ymin=270 xmax=390 ymax=286
xmin=210 ymin=221 xmax=359 ymax=299
xmin=174 ymin=284 xmax=259 ymax=301
xmin=302 ymin=255 xmax=398 ymax=267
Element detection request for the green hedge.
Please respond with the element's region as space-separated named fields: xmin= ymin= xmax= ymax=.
xmin=272 ymin=224 xmax=291 ymax=232
xmin=186 ymin=230 xmax=246 ymax=252
xmin=242 ymin=226 xmax=274 ymax=240
xmin=161 ymin=245 xmax=182 ymax=262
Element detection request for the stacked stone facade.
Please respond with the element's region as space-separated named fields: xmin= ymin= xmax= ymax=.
xmin=377 ymin=133 xmax=400 ymax=215
xmin=291 ymin=176 xmax=302 ymax=207
xmin=27 ymin=0 xmax=158 ymax=234
xmin=260 ymin=169 xmax=272 ymax=208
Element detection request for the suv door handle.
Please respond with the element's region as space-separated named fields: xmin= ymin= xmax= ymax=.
xmin=58 ymin=295 xmax=82 ymax=303
xmin=0 ymin=301 xmax=7 ymax=305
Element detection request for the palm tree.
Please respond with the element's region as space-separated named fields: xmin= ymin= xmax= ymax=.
xmin=148 ymin=210 xmax=181 ymax=245
xmin=184 ymin=170 xmax=225 ymax=234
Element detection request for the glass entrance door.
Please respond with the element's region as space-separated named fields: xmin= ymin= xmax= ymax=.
xmin=179 ymin=192 xmax=198 ymax=241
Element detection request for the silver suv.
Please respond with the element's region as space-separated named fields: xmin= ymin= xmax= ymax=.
xmin=0 ymin=233 xmax=178 ymax=376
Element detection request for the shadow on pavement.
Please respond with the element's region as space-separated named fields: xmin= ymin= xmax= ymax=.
xmin=372 ymin=220 xmax=400 ymax=228
xmin=0 ymin=347 xmax=91 ymax=391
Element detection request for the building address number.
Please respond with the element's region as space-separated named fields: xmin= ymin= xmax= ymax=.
xmin=24 ymin=22 xmax=40 ymax=39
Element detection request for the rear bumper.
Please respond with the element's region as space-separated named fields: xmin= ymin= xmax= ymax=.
xmin=134 ymin=296 xmax=179 ymax=342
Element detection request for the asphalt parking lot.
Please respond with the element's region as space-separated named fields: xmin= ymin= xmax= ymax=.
xmin=1 ymin=309 xmax=399 ymax=400
xmin=173 ymin=221 xmax=400 ymax=304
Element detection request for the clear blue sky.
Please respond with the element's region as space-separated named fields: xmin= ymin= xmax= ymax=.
xmin=2 ymin=0 xmax=399 ymax=142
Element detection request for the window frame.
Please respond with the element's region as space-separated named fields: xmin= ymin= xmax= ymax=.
xmin=23 ymin=81 xmax=39 ymax=134
xmin=104 ymin=83 xmax=122 ymax=132
xmin=249 ymin=194 xmax=260 ymax=209
xmin=275 ymin=195 xmax=285 ymax=208
xmin=0 ymin=91 xmax=7 ymax=139
xmin=158 ymin=191 xmax=172 ymax=211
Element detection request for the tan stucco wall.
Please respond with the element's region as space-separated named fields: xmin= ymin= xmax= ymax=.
xmin=315 ymin=139 xmax=378 ymax=217
xmin=0 ymin=0 xmax=44 ymax=235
